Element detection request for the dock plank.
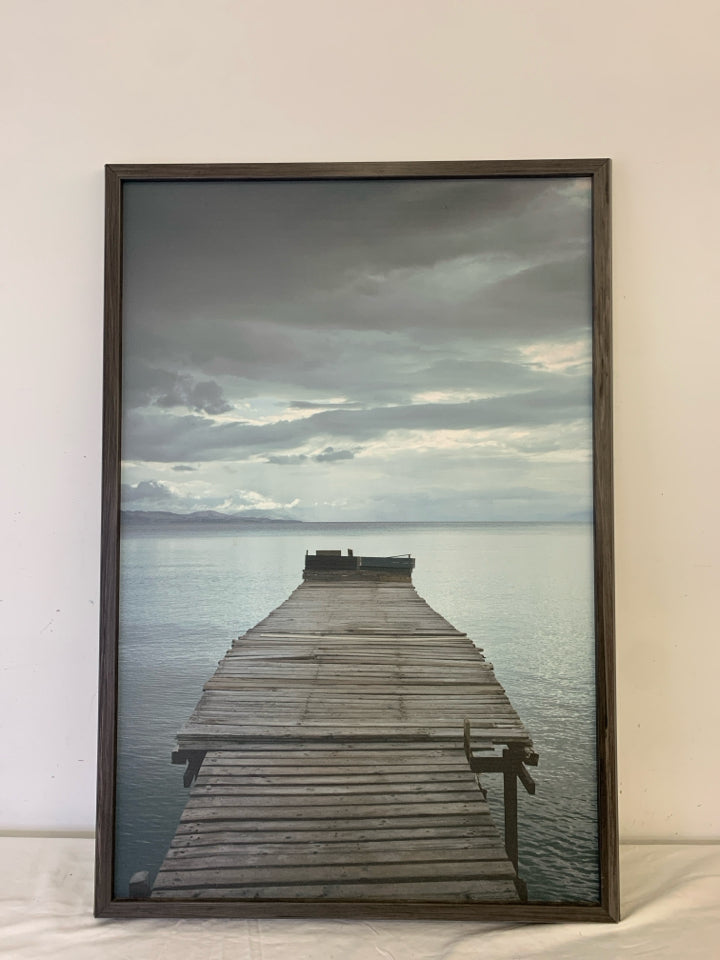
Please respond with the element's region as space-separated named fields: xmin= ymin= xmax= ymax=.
xmin=153 ymin=879 xmax=520 ymax=902
xmin=152 ymin=568 xmax=535 ymax=902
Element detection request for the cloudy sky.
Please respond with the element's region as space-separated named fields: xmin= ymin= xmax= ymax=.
xmin=120 ymin=176 xmax=593 ymax=521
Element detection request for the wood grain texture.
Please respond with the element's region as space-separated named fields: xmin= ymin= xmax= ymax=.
xmin=95 ymin=165 xmax=123 ymax=918
xmin=105 ymin=159 xmax=611 ymax=182
xmin=591 ymin=159 xmax=619 ymax=922
xmin=96 ymin=159 xmax=617 ymax=922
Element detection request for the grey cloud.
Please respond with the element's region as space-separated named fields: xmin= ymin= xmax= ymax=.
xmin=123 ymin=385 xmax=589 ymax=463
xmin=265 ymin=447 xmax=357 ymax=465
xmin=120 ymin=474 xmax=298 ymax=514
xmin=155 ymin=374 xmax=233 ymax=415
xmin=471 ymin=255 xmax=591 ymax=338
xmin=202 ymin=323 xmax=414 ymax=404
xmin=118 ymin=176 xmax=594 ymax=521
xmin=121 ymin=178 xmax=591 ymax=378
xmin=289 ymin=400 xmax=364 ymax=410
xmin=121 ymin=479 xmax=173 ymax=502
xmin=268 ymin=250 xmax=591 ymax=344
xmin=313 ymin=447 xmax=355 ymax=462
xmin=123 ymin=179 xmax=548 ymax=318
xmin=266 ymin=453 xmax=308 ymax=465
xmin=419 ymin=357 xmax=584 ymax=396
xmin=172 ymin=464 xmax=197 ymax=471
xmin=125 ymin=324 xmax=587 ymax=416
xmin=123 ymin=362 xmax=233 ymax=415
xmin=303 ymin=387 xmax=589 ymax=440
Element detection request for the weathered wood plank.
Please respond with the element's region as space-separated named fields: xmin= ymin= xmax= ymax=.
xmin=172 ymin=814 xmax=496 ymax=836
xmin=152 ymin=879 xmax=519 ymax=902
xmin=190 ymin=783 xmax=484 ymax=799
xmin=195 ymin=771 xmax=477 ymax=785
xmin=198 ymin=745 xmax=474 ymax=757
xmin=163 ymin=844 xmax=510 ymax=869
xmin=154 ymin=856 xmax=517 ymax=888
xmin=199 ymin=751 xmax=472 ymax=763
xmin=178 ymin=721 xmax=528 ymax=736
xmin=180 ymin=799 xmax=492 ymax=820
xmin=167 ymin=835 xmax=503 ymax=857
xmin=171 ymin=823 xmax=502 ymax=844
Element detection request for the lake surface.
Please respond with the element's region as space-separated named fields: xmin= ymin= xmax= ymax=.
xmin=115 ymin=521 xmax=599 ymax=903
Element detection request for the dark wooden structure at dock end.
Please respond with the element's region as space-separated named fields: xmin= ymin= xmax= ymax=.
xmin=147 ymin=550 xmax=538 ymax=904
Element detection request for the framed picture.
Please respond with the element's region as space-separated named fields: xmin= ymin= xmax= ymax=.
xmin=96 ymin=160 xmax=617 ymax=921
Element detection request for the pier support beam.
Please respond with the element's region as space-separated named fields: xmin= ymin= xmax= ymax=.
xmin=463 ymin=719 xmax=538 ymax=898
xmin=503 ymin=760 xmax=519 ymax=872
xmin=171 ymin=749 xmax=206 ymax=786
xmin=128 ymin=870 xmax=150 ymax=898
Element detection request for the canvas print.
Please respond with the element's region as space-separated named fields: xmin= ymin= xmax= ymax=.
xmin=101 ymin=164 xmax=614 ymax=917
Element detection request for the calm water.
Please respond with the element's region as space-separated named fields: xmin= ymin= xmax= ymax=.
xmin=115 ymin=522 xmax=599 ymax=903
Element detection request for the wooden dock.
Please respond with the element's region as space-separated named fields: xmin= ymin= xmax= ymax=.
xmin=151 ymin=551 xmax=537 ymax=903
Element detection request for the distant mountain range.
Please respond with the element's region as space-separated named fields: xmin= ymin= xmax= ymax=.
xmin=121 ymin=510 xmax=302 ymax=524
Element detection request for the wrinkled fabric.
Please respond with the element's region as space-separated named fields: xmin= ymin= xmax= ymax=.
xmin=0 ymin=839 xmax=719 ymax=959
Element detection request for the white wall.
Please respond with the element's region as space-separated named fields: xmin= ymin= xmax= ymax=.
xmin=2 ymin=0 xmax=718 ymax=840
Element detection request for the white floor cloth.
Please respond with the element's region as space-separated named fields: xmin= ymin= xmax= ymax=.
xmin=1 ymin=839 xmax=718 ymax=958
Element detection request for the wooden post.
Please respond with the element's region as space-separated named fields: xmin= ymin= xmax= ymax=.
xmin=503 ymin=761 xmax=519 ymax=872
xmin=171 ymin=749 xmax=205 ymax=786
xmin=128 ymin=870 xmax=150 ymax=898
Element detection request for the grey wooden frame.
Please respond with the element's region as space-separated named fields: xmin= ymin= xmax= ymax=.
xmin=96 ymin=160 xmax=617 ymax=921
